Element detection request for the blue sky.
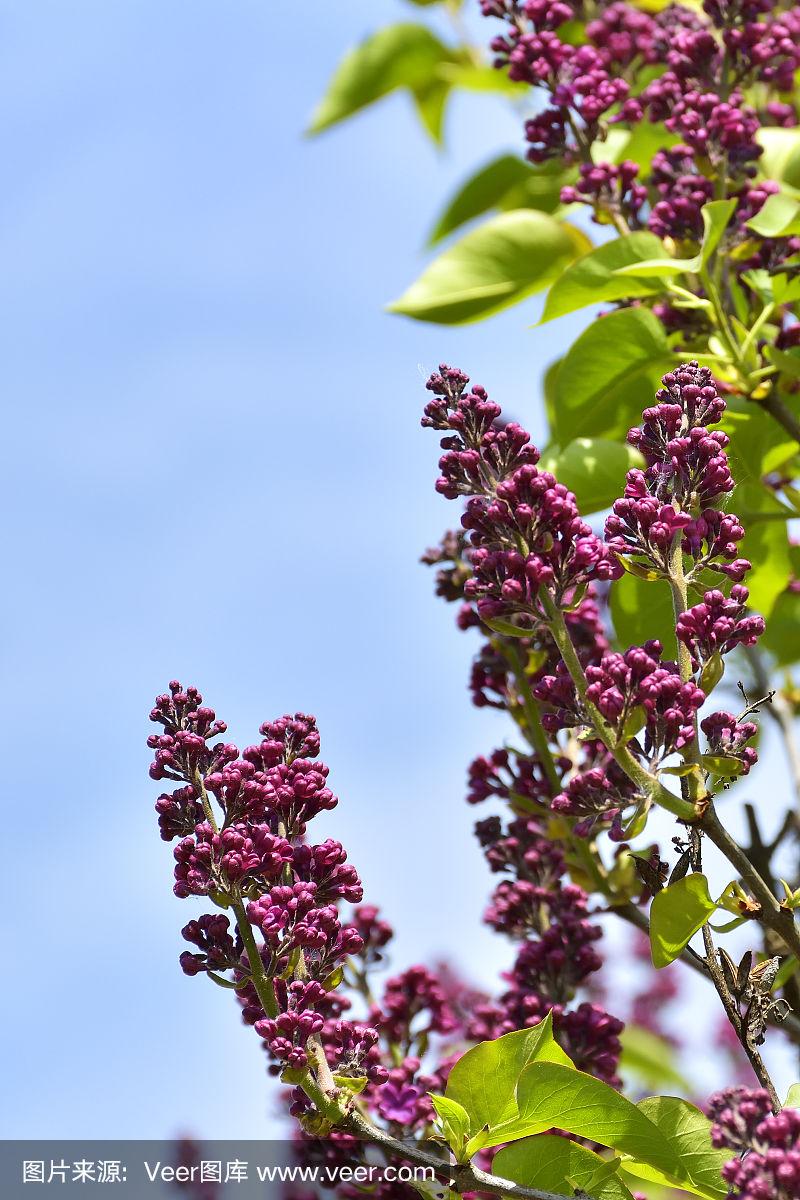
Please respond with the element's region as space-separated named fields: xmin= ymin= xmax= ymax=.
xmin=1 ymin=0 xmax=795 ymax=1139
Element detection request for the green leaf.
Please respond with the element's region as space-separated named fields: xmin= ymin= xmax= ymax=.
xmin=541 ymin=233 xmax=665 ymax=322
xmin=650 ymin=874 xmax=717 ymax=968
xmin=738 ymin=483 xmax=793 ymax=616
xmin=308 ymin=25 xmax=451 ymax=134
xmin=516 ymin=1064 xmax=726 ymax=1198
xmin=774 ymin=956 xmax=799 ymax=991
xmin=761 ymin=590 xmax=800 ymax=665
xmin=428 ymin=155 xmax=553 ymax=245
xmin=619 ymin=1026 xmax=691 ymax=1090
xmin=437 ymin=62 xmax=528 ymax=95
xmin=412 ymin=78 xmax=451 ymax=144
xmin=516 ymin=1062 xmax=680 ymax=1165
xmin=614 ymin=200 xmax=736 ymax=277
xmin=633 ymin=1096 xmax=728 ymax=1199
xmin=746 ymin=191 xmax=800 ymax=238
xmin=494 ymin=1136 xmax=635 ymax=1200
xmin=388 ymin=210 xmax=589 ymax=324
xmin=700 ymin=753 xmax=746 ymax=777
xmin=444 ymin=1013 xmax=572 ymax=1139
xmin=757 ymin=127 xmax=800 ymax=191
xmin=552 ymin=307 xmax=671 ymax=443
xmin=429 ymin=1094 xmax=471 ymax=1160
xmin=594 ymin=120 xmax=679 ymax=170
xmin=699 ymin=199 xmax=739 ymax=265
xmin=481 ymin=615 xmax=535 ymax=638
xmin=333 ymin=1073 xmax=368 ymax=1095
xmin=542 ymin=357 xmax=562 ymax=435
xmin=610 ymin=573 xmax=677 ymax=658
xmin=767 ymin=345 xmax=800 ymax=380
xmin=538 ymin=438 xmax=643 ymax=514
xmin=699 ymin=651 xmax=724 ymax=695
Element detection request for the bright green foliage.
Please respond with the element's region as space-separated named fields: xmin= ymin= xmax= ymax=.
xmin=622 ymin=1097 xmax=730 ymax=1199
xmin=443 ymin=1013 xmax=571 ymax=1145
xmin=551 ymin=308 xmax=671 ymax=443
xmin=746 ymin=191 xmax=800 ymax=238
xmin=307 ymin=25 xmax=453 ymax=136
xmin=539 ymin=438 xmax=643 ymax=515
xmin=619 ymin=1026 xmax=691 ymax=1091
xmin=494 ymin=1136 xmax=636 ymax=1200
xmin=613 ymin=200 xmax=737 ymax=277
xmin=541 ymin=232 xmax=665 ymax=322
xmin=434 ymin=1023 xmax=728 ymax=1196
xmin=516 ymin=1063 xmax=725 ymax=1197
xmin=387 ymin=211 xmax=589 ymax=324
xmin=428 ymin=156 xmax=569 ymax=245
xmin=649 ymin=875 xmax=718 ymax=968
xmin=429 ymin=1094 xmax=471 ymax=1161
xmin=611 ymin=573 xmax=678 ymax=657
xmin=757 ymin=126 xmax=800 ymax=189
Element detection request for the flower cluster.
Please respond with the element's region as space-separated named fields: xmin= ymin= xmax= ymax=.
xmin=149 ymin=684 xmax=389 ymax=1085
xmin=541 ymin=641 xmax=704 ymax=753
xmin=149 ymin=683 xmax=508 ymax=1163
xmin=481 ymin=0 xmax=798 ymax=292
xmin=467 ymin=772 xmax=624 ymax=1082
xmin=606 ymin=364 xmax=751 ymax=583
xmin=423 ymin=365 xmax=620 ymax=629
xmin=701 ymin=710 xmax=759 ymax=775
xmin=709 ymin=1087 xmax=800 ymax=1199
xmin=677 ymin=585 xmax=765 ymax=666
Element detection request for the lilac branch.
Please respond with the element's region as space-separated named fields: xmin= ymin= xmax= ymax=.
xmin=540 ymin=589 xmax=697 ymax=821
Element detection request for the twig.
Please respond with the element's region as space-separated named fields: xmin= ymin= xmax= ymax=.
xmin=701 ymin=803 xmax=800 ymax=961
xmin=610 ymin=901 xmax=800 ymax=1042
xmin=540 ymin=591 xmax=696 ymax=820
xmin=344 ymin=1110 xmax=600 ymax=1200
xmin=701 ymin=923 xmax=780 ymax=1112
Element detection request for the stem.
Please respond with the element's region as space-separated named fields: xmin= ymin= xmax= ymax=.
xmin=666 ymin=533 xmax=704 ymax=809
xmin=612 ymin=902 xmax=800 ymax=1041
xmin=505 ymin=644 xmax=563 ymax=794
xmin=344 ymin=1110 xmax=599 ymax=1200
xmin=740 ymin=302 xmax=776 ymax=360
xmin=540 ymin=590 xmax=697 ymax=820
xmin=701 ymin=804 xmax=800 ymax=962
xmin=231 ymin=899 xmax=278 ymax=1018
xmin=188 ymin=767 xmax=279 ymax=1018
xmin=701 ymin=923 xmax=780 ymax=1111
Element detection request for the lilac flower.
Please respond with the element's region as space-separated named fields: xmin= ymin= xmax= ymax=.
xmin=376 ymin=1082 xmax=426 ymax=1124
xmin=376 ymin=966 xmax=459 ymax=1044
xmin=423 ymin=367 xmax=621 ymax=624
xmin=538 ymin=641 xmax=705 ymax=758
xmin=709 ymin=1087 xmax=800 ymax=1199
xmin=702 ymin=710 xmax=759 ymax=774
xmin=677 ymin=585 xmax=765 ymax=664
xmin=180 ymin=914 xmax=243 ymax=978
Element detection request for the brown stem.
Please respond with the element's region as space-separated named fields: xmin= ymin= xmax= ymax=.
xmin=701 ymin=803 xmax=800 ymax=961
xmin=701 ymin=923 xmax=780 ymax=1111
xmin=344 ymin=1110 xmax=600 ymax=1200
xmin=612 ymin=901 xmax=800 ymax=1042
